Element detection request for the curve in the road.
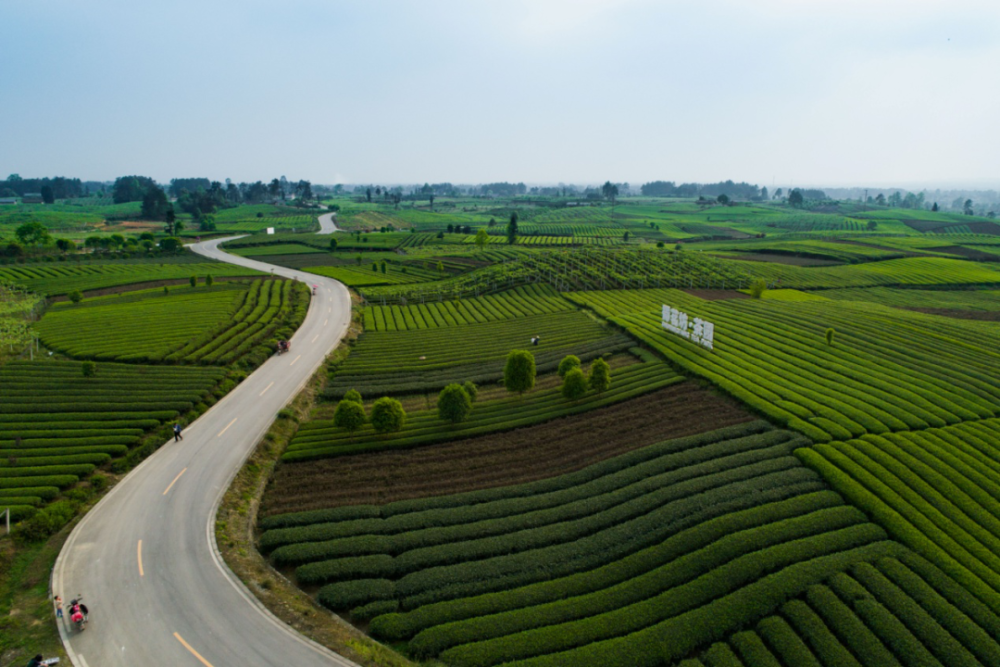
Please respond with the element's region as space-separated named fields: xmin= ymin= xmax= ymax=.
xmin=52 ymin=230 xmax=356 ymax=667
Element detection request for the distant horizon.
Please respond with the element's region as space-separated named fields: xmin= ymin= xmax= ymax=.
xmin=4 ymin=174 xmax=997 ymax=196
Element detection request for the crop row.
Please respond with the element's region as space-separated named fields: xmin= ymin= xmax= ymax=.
xmin=258 ymin=422 xmax=911 ymax=666
xmin=361 ymin=284 xmax=573 ymax=332
xmin=0 ymin=360 xmax=224 ymax=513
xmin=571 ymin=289 xmax=1000 ymax=442
xmin=682 ymin=550 xmax=1000 ymax=667
xmin=798 ymin=417 xmax=1000 ymax=617
xmin=288 ymin=360 xmax=679 ymax=461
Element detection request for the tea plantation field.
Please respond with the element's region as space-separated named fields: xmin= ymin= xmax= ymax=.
xmin=327 ymin=310 xmax=632 ymax=396
xmin=570 ymin=289 xmax=1000 ymax=442
xmin=257 ymin=422 xmax=1000 ymax=667
xmin=0 ymin=259 xmax=260 ymax=295
xmin=0 ymin=360 xmax=226 ymax=519
xmin=36 ymin=278 xmax=309 ymax=364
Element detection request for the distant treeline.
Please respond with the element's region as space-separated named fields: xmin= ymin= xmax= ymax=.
xmin=0 ymin=175 xmax=86 ymax=200
xmin=640 ymin=180 xmax=765 ymax=200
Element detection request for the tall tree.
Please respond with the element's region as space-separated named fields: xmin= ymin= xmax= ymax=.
xmin=507 ymin=212 xmax=518 ymax=245
xmin=788 ymin=189 xmax=804 ymax=207
xmin=141 ymin=186 xmax=169 ymax=220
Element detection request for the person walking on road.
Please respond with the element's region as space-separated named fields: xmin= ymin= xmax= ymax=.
xmin=54 ymin=595 xmax=63 ymax=619
xmin=173 ymin=423 xmax=183 ymax=441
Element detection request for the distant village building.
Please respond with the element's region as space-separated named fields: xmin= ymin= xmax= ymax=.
xmin=0 ymin=197 xmax=17 ymax=205
xmin=22 ymin=192 xmax=43 ymax=204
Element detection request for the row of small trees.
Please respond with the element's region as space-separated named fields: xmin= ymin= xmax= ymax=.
xmin=331 ymin=350 xmax=613 ymax=436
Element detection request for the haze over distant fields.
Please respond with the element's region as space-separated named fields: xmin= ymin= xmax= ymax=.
xmin=1 ymin=0 xmax=998 ymax=187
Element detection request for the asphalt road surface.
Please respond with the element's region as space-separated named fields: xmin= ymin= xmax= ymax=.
xmin=52 ymin=230 xmax=356 ymax=667
xmin=316 ymin=211 xmax=339 ymax=234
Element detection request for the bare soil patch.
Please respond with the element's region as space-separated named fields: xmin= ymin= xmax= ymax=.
xmin=262 ymin=382 xmax=756 ymax=515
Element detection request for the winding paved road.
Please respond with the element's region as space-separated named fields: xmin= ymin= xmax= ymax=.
xmin=52 ymin=220 xmax=356 ymax=667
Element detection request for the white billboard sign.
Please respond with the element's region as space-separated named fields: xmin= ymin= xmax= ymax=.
xmin=662 ymin=305 xmax=714 ymax=350
xmin=266 ymin=227 xmax=275 ymax=235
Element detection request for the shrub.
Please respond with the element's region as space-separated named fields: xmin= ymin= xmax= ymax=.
xmin=749 ymin=278 xmax=767 ymax=299
xmin=81 ymin=361 xmax=96 ymax=378
xmin=438 ymin=384 xmax=473 ymax=424
xmin=462 ymin=381 xmax=478 ymax=403
xmin=333 ymin=399 xmax=366 ymax=433
xmin=163 ymin=286 xmax=169 ymax=295
xmin=588 ymin=357 xmax=611 ymax=394
xmin=277 ymin=408 xmax=297 ymax=421
xmin=371 ymin=397 xmax=405 ymax=434
xmin=562 ymin=368 xmax=588 ymax=401
xmin=503 ymin=350 xmax=536 ymax=396
xmin=330 ymin=238 xmax=338 ymax=251
xmin=205 ymin=274 xmax=214 ymax=287
xmin=68 ymin=290 xmax=83 ymax=304
xmin=14 ymin=499 xmax=76 ymax=543
xmin=86 ymin=474 xmax=108 ymax=493
xmin=557 ymin=355 xmax=581 ymax=378
xmin=190 ymin=275 xmax=197 ymax=287
xmin=343 ymin=389 xmax=363 ymax=404
xmin=826 ymin=328 xmax=835 ymax=346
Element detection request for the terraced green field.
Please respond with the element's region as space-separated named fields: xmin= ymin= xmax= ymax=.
xmin=569 ymin=289 xmax=1000 ymax=442
xmin=0 ymin=260 xmax=260 ymax=295
xmin=361 ymin=285 xmax=573 ymax=332
xmin=681 ymin=550 xmax=1000 ymax=667
xmin=327 ymin=310 xmax=633 ymax=396
xmin=36 ymin=279 xmax=309 ymax=364
xmin=261 ymin=423 xmax=933 ymax=667
xmin=0 ymin=361 xmax=225 ymax=519
xmin=799 ymin=419 xmax=1000 ymax=617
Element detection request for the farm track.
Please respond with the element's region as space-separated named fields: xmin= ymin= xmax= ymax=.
xmin=263 ymin=382 xmax=757 ymax=514
xmin=51 ymin=228 xmax=359 ymax=667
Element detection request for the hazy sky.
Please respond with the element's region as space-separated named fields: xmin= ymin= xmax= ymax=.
xmin=2 ymin=0 xmax=999 ymax=188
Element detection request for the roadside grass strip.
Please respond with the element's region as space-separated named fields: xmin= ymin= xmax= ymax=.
xmin=286 ymin=361 xmax=679 ymax=461
xmin=0 ymin=360 xmax=224 ymax=518
xmin=568 ymin=289 xmax=1000 ymax=442
xmin=327 ymin=310 xmax=632 ymax=396
xmin=0 ymin=261 xmax=260 ymax=295
xmin=361 ymin=285 xmax=574 ymax=332
xmin=798 ymin=418 xmax=1000 ymax=618
xmin=261 ymin=424 xmax=906 ymax=666
xmin=683 ymin=550 xmax=1000 ymax=667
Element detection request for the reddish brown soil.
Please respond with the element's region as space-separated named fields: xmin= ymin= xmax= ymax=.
xmin=682 ymin=289 xmax=749 ymax=301
xmin=261 ymin=382 xmax=757 ymax=515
